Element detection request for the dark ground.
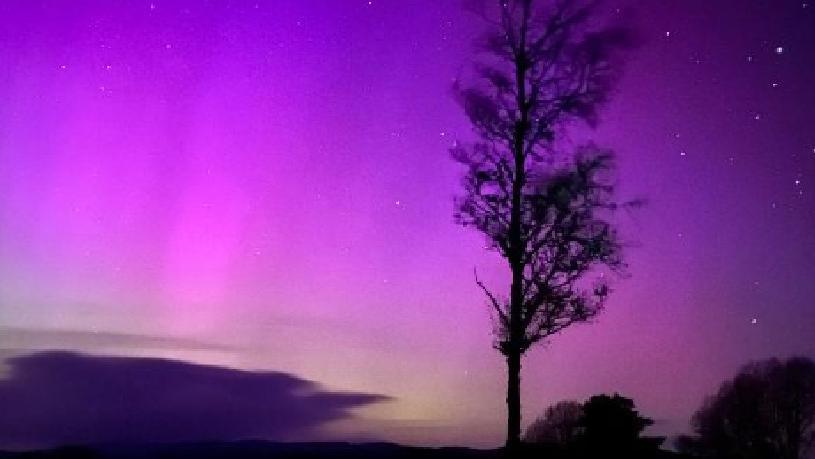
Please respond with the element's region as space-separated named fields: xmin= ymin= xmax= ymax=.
xmin=0 ymin=441 xmax=690 ymax=459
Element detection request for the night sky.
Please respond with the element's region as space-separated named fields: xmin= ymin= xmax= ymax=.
xmin=1 ymin=0 xmax=814 ymax=449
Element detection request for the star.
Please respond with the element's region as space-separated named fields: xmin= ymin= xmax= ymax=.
xmin=751 ymin=318 xmax=758 ymax=325
xmin=775 ymin=46 xmax=784 ymax=54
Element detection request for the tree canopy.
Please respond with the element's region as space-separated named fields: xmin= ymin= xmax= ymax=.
xmin=677 ymin=356 xmax=815 ymax=459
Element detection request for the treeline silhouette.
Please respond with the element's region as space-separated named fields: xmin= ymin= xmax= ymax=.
xmin=675 ymin=356 xmax=815 ymax=459
xmin=522 ymin=393 xmax=666 ymax=458
xmin=520 ymin=356 xmax=815 ymax=459
xmin=1 ymin=356 xmax=811 ymax=459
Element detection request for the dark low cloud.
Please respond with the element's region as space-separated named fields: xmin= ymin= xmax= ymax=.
xmin=0 ymin=351 xmax=390 ymax=450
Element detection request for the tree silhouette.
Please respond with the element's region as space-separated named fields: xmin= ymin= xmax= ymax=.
xmin=524 ymin=394 xmax=665 ymax=458
xmin=451 ymin=0 xmax=634 ymax=448
xmin=578 ymin=393 xmax=658 ymax=455
xmin=677 ymin=357 xmax=815 ymax=459
xmin=524 ymin=400 xmax=583 ymax=445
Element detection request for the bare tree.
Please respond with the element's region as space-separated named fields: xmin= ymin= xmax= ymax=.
xmin=451 ymin=0 xmax=633 ymax=448
xmin=678 ymin=357 xmax=815 ymax=459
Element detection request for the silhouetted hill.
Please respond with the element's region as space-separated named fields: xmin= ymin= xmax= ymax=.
xmin=0 ymin=441 xmax=689 ymax=459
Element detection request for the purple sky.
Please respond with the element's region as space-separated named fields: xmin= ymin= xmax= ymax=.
xmin=0 ymin=0 xmax=814 ymax=449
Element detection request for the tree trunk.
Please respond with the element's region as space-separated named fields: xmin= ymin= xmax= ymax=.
xmin=505 ymin=0 xmax=531 ymax=452
xmin=505 ymin=350 xmax=522 ymax=450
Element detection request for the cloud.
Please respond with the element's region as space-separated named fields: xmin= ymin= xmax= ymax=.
xmin=0 ymin=351 xmax=390 ymax=450
xmin=0 ymin=326 xmax=232 ymax=353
